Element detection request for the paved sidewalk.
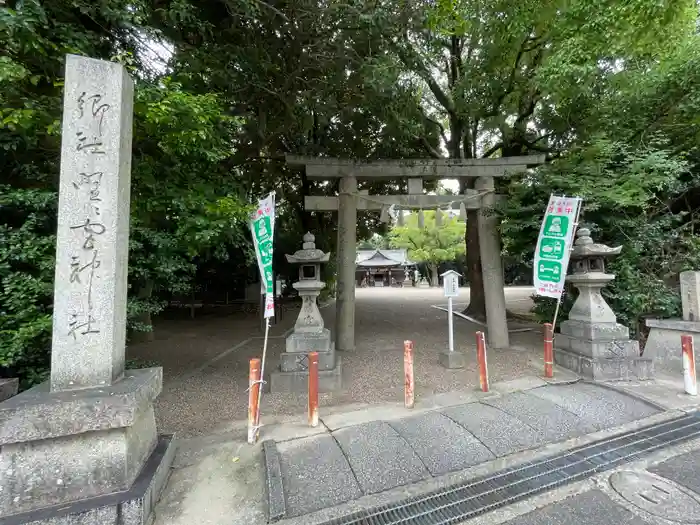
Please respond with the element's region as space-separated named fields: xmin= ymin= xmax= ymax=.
xmin=151 ymin=375 xmax=700 ymax=525
xmin=266 ymin=382 xmax=660 ymax=519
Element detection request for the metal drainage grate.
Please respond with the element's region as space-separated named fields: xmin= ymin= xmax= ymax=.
xmin=322 ymin=412 xmax=700 ymax=525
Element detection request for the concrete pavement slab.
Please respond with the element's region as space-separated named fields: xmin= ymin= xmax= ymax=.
xmin=388 ymin=411 xmax=494 ymax=476
xmin=528 ymin=383 xmax=659 ymax=430
xmin=573 ymin=382 xmax=662 ymax=417
xmin=502 ymin=489 xmax=640 ymax=525
xmin=649 ymin=447 xmax=700 ymax=495
xmin=483 ymin=390 xmax=598 ymax=441
xmin=333 ymin=420 xmax=430 ymax=495
xmin=441 ymin=402 xmax=546 ymax=456
xmin=277 ymin=434 xmax=362 ymax=517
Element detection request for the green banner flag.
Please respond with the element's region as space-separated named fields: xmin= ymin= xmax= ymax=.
xmin=534 ymin=194 xmax=581 ymax=299
xmin=250 ymin=192 xmax=275 ymax=318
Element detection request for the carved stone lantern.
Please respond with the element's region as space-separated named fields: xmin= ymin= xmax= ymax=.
xmin=554 ymin=228 xmax=653 ymax=380
xmin=270 ymin=232 xmax=342 ymax=392
xmin=285 ymin=232 xmax=329 ymax=332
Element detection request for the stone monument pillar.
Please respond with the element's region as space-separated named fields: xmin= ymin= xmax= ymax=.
xmin=645 ymin=271 xmax=700 ymax=370
xmin=0 ymin=55 xmax=174 ymax=524
xmin=270 ymin=233 xmax=343 ymax=392
xmin=554 ymin=229 xmax=654 ymax=381
xmin=0 ymin=378 xmax=18 ymax=402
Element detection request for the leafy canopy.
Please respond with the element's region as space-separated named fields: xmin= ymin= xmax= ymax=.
xmin=389 ymin=211 xmax=466 ymax=266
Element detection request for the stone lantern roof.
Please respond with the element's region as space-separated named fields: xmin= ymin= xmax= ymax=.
xmin=285 ymin=232 xmax=330 ymax=264
xmin=570 ymin=228 xmax=622 ymax=260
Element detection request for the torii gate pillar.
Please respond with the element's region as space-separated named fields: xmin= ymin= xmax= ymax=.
xmin=336 ymin=175 xmax=358 ymax=351
xmin=476 ymin=176 xmax=509 ymax=349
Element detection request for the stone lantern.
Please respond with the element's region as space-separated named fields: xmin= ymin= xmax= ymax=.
xmin=554 ymin=228 xmax=653 ymax=381
xmin=270 ymin=232 xmax=343 ymax=392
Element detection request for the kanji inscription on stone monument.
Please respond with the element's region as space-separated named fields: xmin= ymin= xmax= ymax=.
xmin=51 ymin=54 xmax=133 ymax=391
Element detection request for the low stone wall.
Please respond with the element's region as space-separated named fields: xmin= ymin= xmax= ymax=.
xmin=644 ymin=318 xmax=700 ymax=370
xmin=0 ymin=378 xmax=18 ymax=402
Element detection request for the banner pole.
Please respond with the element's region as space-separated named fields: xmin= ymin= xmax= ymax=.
xmin=248 ymin=191 xmax=276 ymax=443
xmin=255 ymin=316 xmax=270 ymax=440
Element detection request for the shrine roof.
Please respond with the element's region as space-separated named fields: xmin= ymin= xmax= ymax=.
xmin=356 ymin=249 xmax=416 ymax=267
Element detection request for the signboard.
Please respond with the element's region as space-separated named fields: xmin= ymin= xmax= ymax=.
xmin=442 ymin=270 xmax=460 ymax=298
xmin=534 ymin=195 xmax=581 ymax=299
xmin=250 ymin=192 xmax=276 ymax=318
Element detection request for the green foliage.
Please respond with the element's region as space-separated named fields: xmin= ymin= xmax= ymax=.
xmin=0 ymin=187 xmax=56 ymax=383
xmin=389 ymin=211 xmax=465 ymax=283
xmin=4 ymin=0 xmax=700 ymax=387
xmin=502 ymin=138 xmax=700 ymax=334
xmin=128 ymin=80 xmax=252 ymax=329
xmin=0 ymin=2 xmax=251 ymax=384
xmin=357 ymin=234 xmax=389 ymax=251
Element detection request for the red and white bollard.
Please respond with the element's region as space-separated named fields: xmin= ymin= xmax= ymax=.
xmin=543 ymin=323 xmax=554 ymax=379
xmin=475 ymin=331 xmax=489 ymax=392
xmin=247 ymin=358 xmax=262 ymax=444
xmin=404 ymin=340 xmax=415 ymax=409
xmin=682 ymin=334 xmax=697 ymax=396
xmin=308 ymin=351 xmax=319 ymax=427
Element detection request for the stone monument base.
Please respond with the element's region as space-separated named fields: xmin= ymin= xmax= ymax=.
xmin=438 ymin=350 xmax=466 ymax=369
xmin=270 ymin=357 xmax=343 ymax=393
xmin=554 ymin=347 xmax=654 ymax=381
xmin=0 ymin=378 xmax=18 ymax=402
xmin=1 ymin=435 xmax=175 ymax=525
xmin=0 ymin=368 xmax=175 ymax=524
xmin=644 ymin=319 xmax=700 ymax=371
xmin=552 ymin=319 xmax=654 ymax=381
xmin=280 ymin=348 xmax=336 ymax=371
xmin=285 ymin=328 xmax=333 ymax=354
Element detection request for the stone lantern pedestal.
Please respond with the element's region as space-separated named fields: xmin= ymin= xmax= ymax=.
xmin=270 ymin=233 xmax=343 ymax=393
xmin=554 ymin=229 xmax=654 ymax=381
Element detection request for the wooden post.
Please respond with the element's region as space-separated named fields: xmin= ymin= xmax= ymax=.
xmin=308 ymin=352 xmax=319 ymax=427
xmin=476 ymin=331 xmax=489 ymax=392
xmin=404 ymin=340 xmax=415 ymax=408
xmin=682 ymin=334 xmax=697 ymax=396
xmin=247 ymin=358 xmax=262 ymax=444
xmin=544 ymin=323 xmax=554 ymax=378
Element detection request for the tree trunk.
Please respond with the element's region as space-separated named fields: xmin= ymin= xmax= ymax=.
xmin=430 ymin=264 xmax=439 ymax=287
xmin=461 ymin=179 xmax=486 ymax=320
xmin=129 ymin=280 xmax=155 ymax=343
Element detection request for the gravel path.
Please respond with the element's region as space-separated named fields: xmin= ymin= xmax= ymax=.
xmin=128 ymin=286 xmax=543 ymax=437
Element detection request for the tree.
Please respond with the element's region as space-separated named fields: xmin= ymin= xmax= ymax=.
xmin=339 ymin=0 xmax=696 ymax=318
xmin=357 ymin=233 xmax=389 ymax=250
xmin=389 ymin=211 xmax=465 ymax=285
xmin=0 ymin=0 xmax=149 ymax=383
xmin=501 ymin=137 xmax=700 ymax=334
xmin=0 ymin=1 xmax=251 ymax=382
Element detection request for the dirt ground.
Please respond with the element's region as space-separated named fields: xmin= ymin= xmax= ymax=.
xmin=128 ymin=286 xmax=545 ymax=438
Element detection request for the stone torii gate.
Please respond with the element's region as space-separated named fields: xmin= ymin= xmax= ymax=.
xmin=286 ymin=154 xmax=546 ymax=353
